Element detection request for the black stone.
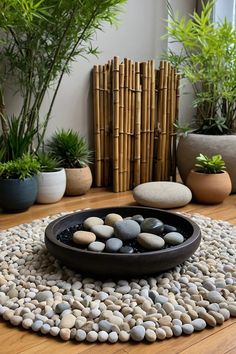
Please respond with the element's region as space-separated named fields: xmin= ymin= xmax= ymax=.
xmin=119 ymin=246 xmax=134 ymax=254
xmin=132 ymin=214 xmax=144 ymax=224
xmin=163 ymin=224 xmax=177 ymax=233
xmin=141 ymin=218 xmax=164 ymax=235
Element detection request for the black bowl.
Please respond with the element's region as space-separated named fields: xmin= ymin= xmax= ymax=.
xmin=45 ymin=206 xmax=201 ymax=277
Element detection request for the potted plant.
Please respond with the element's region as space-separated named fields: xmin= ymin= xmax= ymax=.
xmin=165 ymin=1 xmax=236 ymax=192
xmin=0 ymin=154 xmax=40 ymax=212
xmin=0 ymin=0 xmax=126 ymax=158
xmin=47 ymin=129 xmax=92 ymax=196
xmin=186 ymin=154 xmax=232 ymax=204
xmin=36 ymin=153 xmax=66 ymax=204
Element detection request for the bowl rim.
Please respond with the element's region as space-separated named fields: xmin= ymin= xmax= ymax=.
xmin=45 ymin=206 xmax=201 ymax=257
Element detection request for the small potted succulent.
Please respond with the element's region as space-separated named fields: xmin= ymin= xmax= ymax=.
xmin=47 ymin=129 xmax=92 ymax=196
xmin=36 ymin=152 xmax=66 ymax=204
xmin=0 ymin=154 xmax=40 ymax=212
xmin=186 ymin=154 xmax=232 ymax=204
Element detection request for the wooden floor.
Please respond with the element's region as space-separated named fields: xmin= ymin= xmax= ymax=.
xmin=0 ymin=187 xmax=236 ymax=354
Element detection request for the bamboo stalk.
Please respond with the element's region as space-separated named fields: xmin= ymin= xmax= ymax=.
xmin=103 ymin=64 xmax=110 ymax=186
xmin=172 ymin=72 xmax=181 ymax=182
xmin=156 ymin=61 xmax=164 ymax=181
xmin=160 ymin=61 xmax=168 ymax=180
xmin=119 ymin=63 xmax=125 ymax=191
xmin=169 ymin=67 xmax=176 ymax=181
xmin=146 ymin=61 xmax=151 ymax=182
xmin=123 ymin=58 xmax=129 ymax=191
xmin=112 ymin=56 xmax=120 ymax=192
xmin=93 ymin=65 xmax=102 ymax=186
xmin=141 ymin=62 xmax=148 ymax=183
xmin=107 ymin=60 xmax=112 ymax=186
xmin=134 ymin=62 xmax=141 ymax=187
xmin=164 ymin=61 xmax=171 ymax=180
xmin=99 ymin=64 xmax=104 ymax=185
xmin=127 ymin=59 xmax=132 ymax=189
xmin=149 ymin=60 xmax=156 ymax=181
xmin=130 ymin=61 xmax=135 ymax=189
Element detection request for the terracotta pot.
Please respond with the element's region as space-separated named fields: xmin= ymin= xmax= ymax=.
xmin=186 ymin=170 xmax=232 ymax=204
xmin=36 ymin=168 xmax=66 ymax=204
xmin=65 ymin=166 xmax=92 ymax=196
xmin=177 ymin=133 xmax=236 ymax=192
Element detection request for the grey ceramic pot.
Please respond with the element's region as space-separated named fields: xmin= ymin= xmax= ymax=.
xmin=0 ymin=176 xmax=38 ymax=212
xmin=177 ymin=133 xmax=236 ymax=193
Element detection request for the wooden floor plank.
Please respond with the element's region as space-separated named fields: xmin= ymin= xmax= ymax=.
xmin=0 ymin=187 xmax=236 ymax=354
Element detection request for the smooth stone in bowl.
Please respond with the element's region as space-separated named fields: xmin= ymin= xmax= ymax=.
xmin=133 ymin=182 xmax=192 ymax=208
xmin=105 ymin=213 xmax=123 ymax=226
xmin=164 ymin=232 xmax=184 ymax=245
xmin=88 ymin=241 xmax=105 ymax=252
xmin=90 ymin=225 xmax=114 ymax=239
xmin=73 ymin=231 xmax=96 ymax=245
xmin=164 ymin=224 xmax=177 ymax=233
xmin=137 ymin=233 xmax=165 ymax=250
xmin=114 ymin=220 xmax=141 ymax=241
xmin=119 ymin=246 xmax=134 ymax=254
xmin=131 ymin=214 xmax=144 ymax=224
xmin=105 ymin=238 xmax=123 ymax=252
xmin=141 ymin=218 xmax=164 ymax=235
xmin=83 ymin=217 xmax=104 ymax=230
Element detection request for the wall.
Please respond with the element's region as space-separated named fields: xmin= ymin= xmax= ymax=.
xmin=5 ymin=0 xmax=195 ymax=144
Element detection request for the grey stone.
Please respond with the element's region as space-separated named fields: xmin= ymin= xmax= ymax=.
xmin=98 ymin=320 xmax=113 ymax=333
xmin=108 ymin=331 xmax=118 ymax=343
xmin=41 ymin=323 xmax=51 ymax=334
xmin=114 ymin=220 xmax=141 ymax=241
xmin=32 ymin=320 xmax=43 ymax=332
xmin=133 ymin=181 xmax=192 ymax=208
xmin=163 ymin=224 xmax=177 ymax=233
xmin=98 ymin=330 xmax=109 ymax=342
xmin=86 ymin=330 xmax=98 ymax=342
xmin=182 ymin=324 xmax=194 ymax=334
xmin=90 ymin=225 xmax=114 ymax=239
xmin=75 ymin=329 xmax=87 ymax=341
xmin=60 ymin=314 xmax=76 ymax=329
xmin=140 ymin=218 xmax=164 ymax=235
xmin=88 ymin=241 xmax=105 ymax=252
xmin=131 ymin=215 xmax=144 ymax=224
xmin=105 ymin=238 xmax=123 ymax=253
xmin=83 ymin=217 xmax=104 ymax=230
xmin=119 ymin=246 xmax=134 ymax=254
xmin=172 ymin=324 xmax=182 ymax=336
xmin=130 ymin=325 xmax=145 ymax=341
xmin=50 ymin=326 xmax=60 ymax=336
xmin=36 ymin=291 xmax=53 ymax=302
xmin=207 ymin=291 xmax=225 ymax=303
xmin=55 ymin=302 xmax=70 ymax=314
xmin=228 ymin=304 xmax=236 ymax=317
xmin=164 ymin=232 xmax=184 ymax=245
xmin=191 ymin=319 xmax=207 ymax=331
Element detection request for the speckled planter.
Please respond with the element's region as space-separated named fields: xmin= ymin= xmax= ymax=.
xmin=177 ymin=134 xmax=236 ymax=192
xmin=0 ymin=176 xmax=38 ymax=212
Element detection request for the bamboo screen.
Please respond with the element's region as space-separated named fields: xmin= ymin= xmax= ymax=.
xmin=93 ymin=57 xmax=180 ymax=192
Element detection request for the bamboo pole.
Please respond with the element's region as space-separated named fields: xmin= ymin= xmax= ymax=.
xmin=103 ymin=64 xmax=110 ymax=186
xmin=134 ymin=62 xmax=141 ymax=187
xmin=164 ymin=61 xmax=171 ymax=180
xmin=119 ymin=63 xmax=125 ymax=191
xmin=146 ymin=61 xmax=152 ymax=182
xmin=156 ymin=61 xmax=164 ymax=180
xmin=172 ymin=72 xmax=181 ymax=182
xmin=93 ymin=65 xmax=102 ymax=187
xmin=98 ymin=65 xmax=104 ymax=185
xmin=107 ymin=60 xmax=112 ymax=186
xmin=149 ymin=60 xmax=156 ymax=181
xmin=127 ymin=59 xmax=132 ymax=189
xmin=112 ymin=56 xmax=120 ymax=192
xmin=169 ymin=67 xmax=176 ymax=181
xmin=123 ymin=58 xmax=129 ymax=191
xmin=130 ymin=62 xmax=135 ymax=189
xmin=141 ymin=62 xmax=148 ymax=183
xmin=160 ymin=61 xmax=168 ymax=180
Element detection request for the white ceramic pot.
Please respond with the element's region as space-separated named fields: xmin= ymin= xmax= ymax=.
xmin=36 ymin=168 xmax=66 ymax=204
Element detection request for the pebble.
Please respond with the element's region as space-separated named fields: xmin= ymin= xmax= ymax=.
xmin=32 ymin=320 xmax=43 ymax=331
xmin=73 ymin=231 xmax=96 ymax=245
xmin=207 ymin=291 xmax=225 ymax=304
xmin=98 ymin=330 xmax=109 ymax=342
xmin=141 ymin=218 xmax=164 ymax=235
xmin=105 ymin=214 xmax=123 ymax=227
xmin=156 ymin=328 xmax=166 ymax=340
xmin=108 ymin=331 xmax=118 ymax=343
xmin=83 ymin=217 xmax=104 ymax=230
xmin=132 ymin=215 xmax=144 ymax=224
xmin=145 ymin=328 xmax=156 ymax=342
xmin=119 ymin=246 xmax=134 ymax=254
xmin=36 ymin=291 xmax=53 ymax=302
xmin=88 ymin=241 xmax=105 ymax=252
xmin=86 ymin=330 xmax=98 ymax=342
xmin=182 ymin=324 xmax=194 ymax=334
xmin=105 ymin=238 xmax=123 ymax=252
xmin=137 ymin=233 xmax=165 ymax=250
xmin=50 ymin=327 xmax=60 ymax=336
xmin=163 ymin=224 xmax=177 ymax=233
xmin=164 ymin=232 xmax=184 ymax=245
xmin=228 ymin=305 xmax=236 ymax=317
xmin=60 ymin=314 xmax=76 ymax=329
xmin=90 ymin=225 xmax=114 ymax=239
xmin=60 ymin=328 xmax=71 ymax=341
xmin=75 ymin=329 xmax=86 ymax=341
xmin=130 ymin=325 xmax=145 ymax=341
xmin=114 ymin=220 xmax=141 ymax=241
xmin=119 ymin=330 xmax=130 ymax=342
xmin=191 ymin=319 xmax=206 ymax=331
xmin=172 ymin=324 xmax=182 ymax=336
xmin=55 ymin=302 xmax=70 ymax=314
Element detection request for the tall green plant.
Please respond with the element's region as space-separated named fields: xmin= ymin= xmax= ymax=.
xmin=165 ymin=0 xmax=236 ymax=134
xmin=0 ymin=0 xmax=126 ymax=155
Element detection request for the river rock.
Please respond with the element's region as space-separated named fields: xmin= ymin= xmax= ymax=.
xmin=119 ymin=246 xmax=134 ymax=254
xmin=105 ymin=213 xmax=123 ymax=226
xmin=132 ymin=215 xmax=144 ymax=224
xmin=164 ymin=232 xmax=184 ymax=245
xmin=98 ymin=330 xmax=109 ymax=342
xmin=163 ymin=224 xmax=177 ymax=233
xmin=90 ymin=225 xmax=114 ymax=239
xmin=114 ymin=220 xmax=141 ymax=241
xmin=228 ymin=304 xmax=236 ymax=317
xmin=141 ymin=218 xmax=164 ymax=235
xmin=105 ymin=238 xmax=123 ymax=252
xmin=130 ymin=325 xmax=145 ymax=341
xmin=191 ymin=318 xmax=206 ymax=331
xmin=83 ymin=217 xmax=104 ymax=230
xmin=73 ymin=231 xmax=96 ymax=245
xmin=88 ymin=241 xmax=105 ymax=252
xmin=137 ymin=233 xmax=165 ymax=250
xmin=60 ymin=314 xmax=76 ymax=329
xmin=207 ymin=291 xmax=225 ymax=303
xmin=133 ymin=181 xmax=192 ymax=208
xmin=36 ymin=291 xmax=53 ymax=302
xmin=55 ymin=302 xmax=70 ymax=314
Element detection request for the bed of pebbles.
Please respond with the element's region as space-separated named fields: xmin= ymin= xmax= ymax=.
xmin=0 ymin=211 xmax=236 ymax=343
xmin=58 ymin=213 xmax=186 ymax=253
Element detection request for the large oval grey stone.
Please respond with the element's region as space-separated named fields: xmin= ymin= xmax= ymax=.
xmin=105 ymin=238 xmax=123 ymax=252
xmin=164 ymin=232 xmax=184 ymax=245
xmin=114 ymin=220 xmax=141 ymax=241
xmin=133 ymin=182 xmax=192 ymax=208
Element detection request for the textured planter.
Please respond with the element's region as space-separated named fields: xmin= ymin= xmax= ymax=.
xmin=0 ymin=176 xmax=38 ymax=212
xmin=65 ymin=166 xmax=92 ymax=196
xmin=177 ymin=134 xmax=236 ymax=192
xmin=186 ymin=170 xmax=232 ymax=204
xmin=36 ymin=168 xmax=66 ymax=204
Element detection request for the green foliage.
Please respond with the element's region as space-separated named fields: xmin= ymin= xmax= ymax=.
xmin=0 ymin=0 xmax=127 ymax=152
xmin=0 ymin=117 xmax=37 ymax=162
xmin=0 ymin=154 xmax=40 ymax=180
xmin=165 ymin=0 xmax=236 ymax=134
xmin=47 ymin=129 xmax=92 ymax=168
xmin=36 ymin=152 xmax=59 ymax=172
xmin=195 ymin=153 xmax=226 ymax=174
xmin=173 ymin=121 xmax=195 ymax=137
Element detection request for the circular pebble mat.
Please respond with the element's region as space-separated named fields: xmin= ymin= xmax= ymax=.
xmin=0 ymin=212 xmax=236 ymax=343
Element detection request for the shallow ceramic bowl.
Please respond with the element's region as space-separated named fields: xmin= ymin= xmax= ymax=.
xmin=45 ymin=206 xmax=201 ymax=277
